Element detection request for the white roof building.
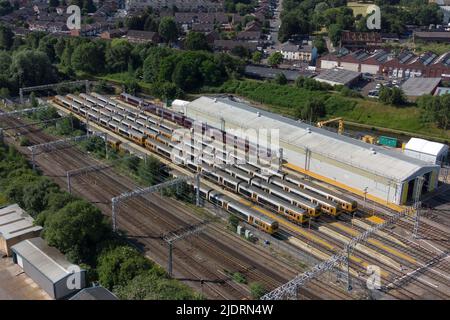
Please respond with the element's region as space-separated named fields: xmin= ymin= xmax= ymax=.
xmin=404 ymin=138 xmax=449 ymax=165
xmin=180 ymin=96 xmax=440 ymax=205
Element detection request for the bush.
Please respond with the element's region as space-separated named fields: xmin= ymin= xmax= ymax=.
xmin=232 ymin=272 xmax=247 ymax=284
xmin=114 ymin=270 xmax=202 ymax=300
xmin=250 ymin=282 xmax=267 ymax=299
xmin=19 ymin=136 xmax=30 ymax=146
xmin=97 ymin=245 xmax=153 ymax=290
xmin=42 ymin=200 xmax=111 ymax=263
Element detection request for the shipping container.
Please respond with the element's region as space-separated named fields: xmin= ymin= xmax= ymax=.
xmin=378 ymin=136 xmax=398 ymax=148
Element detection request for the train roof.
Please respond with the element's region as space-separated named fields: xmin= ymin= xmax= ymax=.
xmin=285 ymin=175 xmax=356 ymax=205
xmin=226 ymin=200 xmax=277 ymax=225
xmin=251 ymin=177 xmax=320 ymax=209
xmin=238 ymin=183 xmax=307 ymax=214
xmin=270 ymin=177 xmax=337 ymax=207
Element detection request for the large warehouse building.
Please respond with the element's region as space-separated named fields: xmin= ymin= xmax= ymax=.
xmin=177 ymin=96 xmax=440 ymax=207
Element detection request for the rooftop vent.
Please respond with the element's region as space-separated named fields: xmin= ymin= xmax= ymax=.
xmin=306 ymin=127 xmax=311 ymax=133
xmin=256 ymin=111 xmax=261 ymax=117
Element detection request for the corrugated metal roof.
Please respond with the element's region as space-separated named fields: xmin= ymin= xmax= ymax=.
xmin=405 ymin=138 xmax=448 ymax=156
xmin=11 ymin=237 xmax=80 ymax=283
xmin=184 ymin=97 xmax=438 ymax=182
xmin=401 ymin=77 xmax=441 ymax=96
xmin=0 ymin=204 xmax=42 ymax=241
xmin=314 ymin=69 xmax=361 ymax=86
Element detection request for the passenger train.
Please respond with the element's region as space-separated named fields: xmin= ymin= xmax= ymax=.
xmin=55 ymin=93 xmax=357 ymax=227
xmin=193 ymin=183 xmax=279 ymax=234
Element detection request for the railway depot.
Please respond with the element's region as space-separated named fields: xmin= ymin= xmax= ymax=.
xmin=178 ymin=96 xmax=440 ymax=207
xmin=3 ymin=89 xmax=447 ymax=300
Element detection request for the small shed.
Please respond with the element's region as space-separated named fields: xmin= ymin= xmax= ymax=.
xmin=69 ymin=286 xmax=119 ymax=300
xmin=404 ymin=138 xmax=449 ymax=165
xmin=0 ymin=204 xmax=42 ymax=257
xmin=11 ymin=237 xmax=86 ymax=300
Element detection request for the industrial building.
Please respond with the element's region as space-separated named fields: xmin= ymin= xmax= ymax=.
xmin=177 ymin=96 xmax=440 ymax=207
xmin=401 ymin=77 xmax=441 ymax=100
xmin=404 ymin=138 xmax=449 ymax=165
xmin=0 ymin=204 xmax=42 ymax=257
xmin=11 ymin=237 xmax=86 ymax=300
xmin=313 ymin=69 xmax=361 ymax=87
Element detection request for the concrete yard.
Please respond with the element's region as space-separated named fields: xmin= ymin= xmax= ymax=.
xmin=0 ymin=257 xmax=50 ymax=300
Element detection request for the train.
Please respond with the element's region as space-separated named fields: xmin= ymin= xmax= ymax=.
xmin=193 ymin=183 xmax=279 ymax=234
xmin=178 ymin=157 xmax=310 ymax=224
xmin=54 ymin=94 xmax=175 ymax=159
xmin=118 ymin=92 xmax=274 ymax=158
xmin=56 ymin=93 xmax=357 ymax=224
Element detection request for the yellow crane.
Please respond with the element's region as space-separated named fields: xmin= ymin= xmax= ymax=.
xmin=316 ymin=117 xmax=344 ymax=135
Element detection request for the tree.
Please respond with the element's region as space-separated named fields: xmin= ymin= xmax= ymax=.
xmin=185 ymin=32 xmax=210 ymax=51
xmin=114 ymin=270 xmax=201 ymax=300
xmin=313 ymin=36 xmax=327 ymax=55
xmin=71 ymin=42 xmax=105 ymax=74
xmin=49 ymin=0 xmax=59 ymax=7
xmin=22 ymin=178 xmax=59 ymax=216
xmin=328 ymin=24 xmax=342 ymax=46
xmin=200 ymin=59 xmax=223 ymax=86
xmin=252 ymin=51 xmax=262 ymax=64
xmin=268 ymin=52 xmax=283 ymax=66
xmin=0 ymin=24 xmax=14 ymax=50
xmin=379 ymin=86 xmax=406 ymax=106
xmin=172 ymin=57 xmax=200 ymax=91
xmin=106 ymin=39 xmax=133 ymax=73
xmin=297 ymin=97 xmax=326 ymax=122
xmin=43 ymin=200 xmax=110 ymax=263
xmin=158 ymin=17 xmax=178 ymax=44
xmin=97 ymin=246 xmax=153 ymax=290
xmin=0 ymin=51 xmax=11 ymax=74
xmin=274 ymin=73 xmax=287 ymax=85
xmin=0 ymin=1 xmax=13 ymax=16
xmin=11 ymin=50 xmax=56 ymax=87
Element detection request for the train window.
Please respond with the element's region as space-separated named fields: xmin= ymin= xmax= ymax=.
xmin=223 ymin=180 xmax=237 ymax=189
xmin=239 ymin=187 xmax=252 ymax=198
xmin=257 ymin=197 xmax=278 ymax=211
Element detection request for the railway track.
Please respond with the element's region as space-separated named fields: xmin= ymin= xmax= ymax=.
xmin=1 ymin=113 xmax=356 ymax=300
xmin=4 ymin=110 xmax=449 ymax=299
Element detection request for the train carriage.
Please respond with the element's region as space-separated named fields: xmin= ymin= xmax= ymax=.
xmin=99 ymin=116 xmax=110 ymax=126
xmin=237 ymin=183 xmax=308 ymax=224
xmin=117 ymin=124 xmax=129 ymax=136
xmin=121 ymin=119 xmax=134 ymax=128
xmin=270 ymin=177 xmax=339 ymax=217
xmin=222 ymin=166 xmax=253 ymax=184
xmin=285 ymin=175 xmax=357 ymax=213
xmin=129 ymin=129 xmax=146 ymax=145
xmin=250 ymin=178 xmax=320 ymax=218
xmin=107 ymin=120 xmax=120 ymax=131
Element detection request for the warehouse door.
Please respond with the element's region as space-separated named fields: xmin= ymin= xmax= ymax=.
xmin=406 ymin=179 xmax=415 ymax=203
